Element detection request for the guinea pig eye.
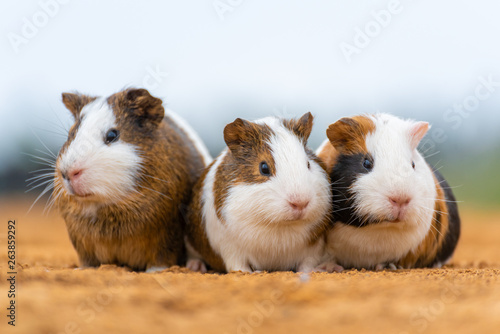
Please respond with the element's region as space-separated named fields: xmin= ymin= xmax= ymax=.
xmin=104 ymin=129 xmax=120 ymax=144
xmin=307 ymin=161 xmax=311 ymax=169
xmin=363 ymin=158 xmax=373 ymax=171
xmin=259 ymin=161 xmax=271 ymax=176
xmin=412 ymin=161 xmax=415 ymax=169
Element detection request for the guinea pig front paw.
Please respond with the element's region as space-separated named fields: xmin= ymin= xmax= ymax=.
xmin=146 ymin=266 xmax=168 ymax=273
xmin=186 ymin=259 xmax=208 ymax=274
xmin=314 ymin=262 xmax=344 ymax=273
xmin=375 ymin=263 xmax=399 ymax=271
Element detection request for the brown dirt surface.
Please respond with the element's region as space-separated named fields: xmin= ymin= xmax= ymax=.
xmin=1 ymin=197 xmax=499 ymax=334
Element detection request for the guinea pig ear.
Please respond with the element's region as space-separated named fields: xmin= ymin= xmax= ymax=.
xmin=409 ymin=121 xmax=430 ymax=150
xmin=326 ymin=116 xmax=374 ymax=154
xmin=125 ymin=88 xmax=164 ymax=125
xmin=61 ymin=92 xmax=97 ymax=119
xmin=287 ymin=112 xmax=314 ymax=142
xmin=223 ymin=118 xmax=254 ymax=153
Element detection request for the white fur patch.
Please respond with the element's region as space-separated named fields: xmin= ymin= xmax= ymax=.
xmin=315 ymin=138 xmax=330 ymax=156
xmin=165 ymin=109 xmax=212 ymax=166
xmin=203 ymin=118 xmax=331 ymax=272
xmin=146 ymin=266 xmax=168 ymax=273
xmin=57 ymin=98 xmax=142 ymax=204
xmin=326 ymin=113 xmax=437 ymax=269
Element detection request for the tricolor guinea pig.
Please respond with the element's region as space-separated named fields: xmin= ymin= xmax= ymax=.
xmin=185 ymin=113 xmax=332 ymax=273
xmin=54 ymin=88 xmax=211 ymax=272
xmin=316 ymin=113 xmax=460 ymax=270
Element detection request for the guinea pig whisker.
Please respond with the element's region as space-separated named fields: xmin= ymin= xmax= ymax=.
xmin=32 ymin=126 xmax=67 ymax=138
xmin=33 ymin=112 xmax=70 ymax=134
xmin=45 ymin=184 xmax=64 ymax=214
xmin=140 ymin=174 xmax=171 ymax=184
xmin=428 ymin=217 xmax=444 ymax=239
xmin=29 ymin=159 xmax=56 ymax=168
xmin=29 ymin=127 xmax=58 ymax=159
xmin=420 ymin=206 xmax=448 ymax=216
xmin=329 ymin=177 xmax=346 ymax=186
xmin=331 ymin=198 xmax=348 ymax=203
xmin=136 ymin=184 xmax=172 ymax=200
xmin=26 ymin=178 xmax=55 ymax=193
xmin=329 ymin=183 xmax=348 ymax=188
xmin=421 ymin=197 xmax=463 ymax=204
xmin=433 ymin=179 xmax=463 ymax=190
xmin=22 ymin=152 xmax=56 ymax=166
xmin=335 ymin=206 xmax=355 ymax=213
xmin=29 ymin=168 xmax=55 ymax=174
xmin=423 ymin=151 xmax=440 ymax=159
xmin=35 ymin=148 xmax=57 ymax=160
xmin=26 ymin=172 xmax=54 ymax=183
xmin=28 ymin=181 xmax=55 ymax=213
xmin=432 ymin=166 xmax=445 ymax=173
xmin=26 ymin=176 xmax=54 ymax=188
xmin=358 ymin=215 xmax=372 ymax=227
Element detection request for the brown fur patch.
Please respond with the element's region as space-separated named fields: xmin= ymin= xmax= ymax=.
xmin=214 ymin=121 xmax=276 ymax=221
xmin=326 ymin=116 xmax=375 ymax=155
xmin=316 ymin=141 xmax=340 ymax=174
xmin=62 ymin=92 xmax=97 ymax=119
xmin=185 ymin=162 xmax=227 ymax=272
xmin=56 ymin=88 xmax=206 ymax=270
xmin=281 ymin=112 xmax=313 ymax=143
xmin=185 ymin=118 xmax=276 ymax=273
xmin=398 ymin=174 xmax=450 ymax=268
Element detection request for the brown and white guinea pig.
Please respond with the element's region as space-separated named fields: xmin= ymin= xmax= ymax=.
xmin=185 ymin=113 xmax=332 ymax=273
xmin=316 ymin=113 xmax=460 ymax=270
xmin=54 ymin=88 xmax=211 ymax=272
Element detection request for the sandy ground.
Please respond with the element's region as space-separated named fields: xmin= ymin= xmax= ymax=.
xmin=0 ymin=197 xmax=499 ymax=334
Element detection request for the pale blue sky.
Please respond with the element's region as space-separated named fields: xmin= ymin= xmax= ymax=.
xmin=1 ymin=0 xmax=500 ymax=172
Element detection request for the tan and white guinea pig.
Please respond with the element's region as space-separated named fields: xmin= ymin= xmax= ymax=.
xmin=54 ymin=88 xmax=211 ymax=272
xmin=316 ymin=113 xmax=460 ymax=270
xmin=185 ymin=112 xmax=332 ymax=273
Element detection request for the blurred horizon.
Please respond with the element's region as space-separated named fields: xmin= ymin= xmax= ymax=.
xmin=1 ymin=0 xmax=499 ymax=207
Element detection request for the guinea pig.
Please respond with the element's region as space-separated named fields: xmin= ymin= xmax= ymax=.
xmin=54 ymin=88 xmax=211 ymax=272
xmin=316 ymin=113 xmax=460 ymax=270
xmin=185 ymin=112 xmax=332 ymax=273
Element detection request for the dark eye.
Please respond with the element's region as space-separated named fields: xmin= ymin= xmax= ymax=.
xmin=363 ymin=158 xmax=373 ymax=171
xmin=307 ymin=161 xmax=311 ymax=169
xmin=259 ymin=162 xmax=271 ymax=176
xmin=412 ymin=161 xmax=415 ymax=169
xmin=105 ymin=129 xmax=119 ymax=144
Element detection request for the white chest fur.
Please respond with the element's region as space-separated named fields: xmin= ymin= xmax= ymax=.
xmin=326 ymin=216 xmax=432 ymax=269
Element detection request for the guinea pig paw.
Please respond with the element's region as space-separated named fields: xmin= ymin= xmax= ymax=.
xmin=146 ymin=266 xmax=168 ymax=273
xmin=387 ymin=263 xmax=398 ymax=271
xmin=374 ymin=263 xmax=399 ymax=271
xmin=313 ymin=262 xmax=344 ymax=273
xmin=186 ymin=259 xmax=208 ymax=274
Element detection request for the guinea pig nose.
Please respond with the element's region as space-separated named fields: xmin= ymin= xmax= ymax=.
xmin=389 ymin=196 xmax=411 ymax=207
xmin=288 ymin=200 xmax=310 ymax=211
xmin=61 ymin=171 xmax=69 ymax=180
xmin=69 ymin=169 xmax=84 ymax=180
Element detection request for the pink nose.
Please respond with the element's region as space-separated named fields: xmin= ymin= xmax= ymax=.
xmin=69 ymin=169 xmax=83 ymax=181
xmin=289 ymin=200 xmax=310 ymax=211
xmin=389 ymin=196 xmax=411 ymax=208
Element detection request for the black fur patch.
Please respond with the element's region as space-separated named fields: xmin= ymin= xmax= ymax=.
xmin=330 ymin=153 xmax=376 ymax=227
xmin=433 ymin=169 xmax=461 ymax=265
